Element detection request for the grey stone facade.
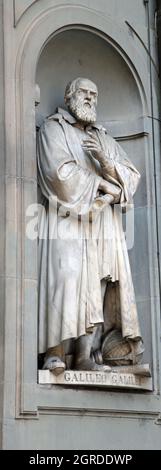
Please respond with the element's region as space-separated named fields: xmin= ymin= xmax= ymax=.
xmin=0 ymin=0 xmax=161 ymax=449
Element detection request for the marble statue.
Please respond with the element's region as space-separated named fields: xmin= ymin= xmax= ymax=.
xmin=37 ymin=77 xmax=144 ymax=375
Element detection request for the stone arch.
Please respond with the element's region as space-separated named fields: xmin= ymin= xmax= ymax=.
xmin=15 ymin=5 xmax=153 ymax=264
xmin=36 ymin=27 xmax=143 ymax=131
xmin=15 ymin=4 xmax=157 ymax=182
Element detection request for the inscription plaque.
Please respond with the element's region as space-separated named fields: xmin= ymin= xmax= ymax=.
xmin=39 ymin=369 xmax=152 ymax=391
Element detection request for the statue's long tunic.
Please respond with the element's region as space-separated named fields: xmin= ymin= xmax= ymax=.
xmin=37 ymin=108 xmax=141 ymax=353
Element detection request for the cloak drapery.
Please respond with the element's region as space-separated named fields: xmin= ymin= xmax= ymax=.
xmin=37 ymin=108 xmax=141 ymax=354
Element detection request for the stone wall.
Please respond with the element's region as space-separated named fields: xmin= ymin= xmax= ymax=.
xmin=0 ymin=0 xmax=161 ymax=449
xmin=0 ymin=0 xmax=5 ymax=450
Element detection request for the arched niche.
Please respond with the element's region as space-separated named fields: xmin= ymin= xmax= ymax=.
xmin=34 ymin=26 xmax=149 ymax=210
xmin=14 ymin=7 xmax=160 ymax=414
xmin=35 ymin=28 xmax=148 ymax=209
xmin=36 ymin=28 xmax=142 ymax=128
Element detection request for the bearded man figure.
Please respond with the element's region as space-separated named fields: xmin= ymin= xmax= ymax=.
xmin=37 ymin=77 xmax=144 ymax=375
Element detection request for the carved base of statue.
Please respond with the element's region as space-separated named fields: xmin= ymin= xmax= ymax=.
xmin=41 ymin=327 xmax=145 ymax=378
xmin=39 ymin=323 xmax=151 ymax=391
xmin=39 ymin=363 xmax=152 ymax=391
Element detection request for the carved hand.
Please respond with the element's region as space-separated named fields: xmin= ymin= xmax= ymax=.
xmin=82 ymin=131 xmax=116 ymax=179
xmin=82 ymin=131 xmax=108 ymax=163
xmin=98 ymin=179 xmax=121 ymax=203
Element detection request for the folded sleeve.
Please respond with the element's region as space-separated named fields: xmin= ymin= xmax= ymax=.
xmin=99 ymin=131 xmax=141 ymax=206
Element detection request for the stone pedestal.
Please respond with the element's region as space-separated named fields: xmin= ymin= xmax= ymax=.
xmin=39 ymin=367 xmax=152 ymax=391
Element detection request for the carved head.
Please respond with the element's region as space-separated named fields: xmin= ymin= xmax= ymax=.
xmin=64 ymin=78 xmax=98 ymax=124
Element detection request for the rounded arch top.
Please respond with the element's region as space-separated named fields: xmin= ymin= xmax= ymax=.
xmin=36 ymin=28 xmax=143 ymax=128
xmin=16 ymin=3 xmax=153 ymax=115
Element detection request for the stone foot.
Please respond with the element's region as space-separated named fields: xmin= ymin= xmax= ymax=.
xmin=42 ymin=356 xmax=66 ymax=375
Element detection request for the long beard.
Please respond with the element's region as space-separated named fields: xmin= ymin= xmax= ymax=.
xmin=68 ymin=96 xmax=97 ymax=123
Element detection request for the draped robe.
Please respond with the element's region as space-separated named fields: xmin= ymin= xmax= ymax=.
xmin=37 ymin=108 xmax=142 ymax=354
